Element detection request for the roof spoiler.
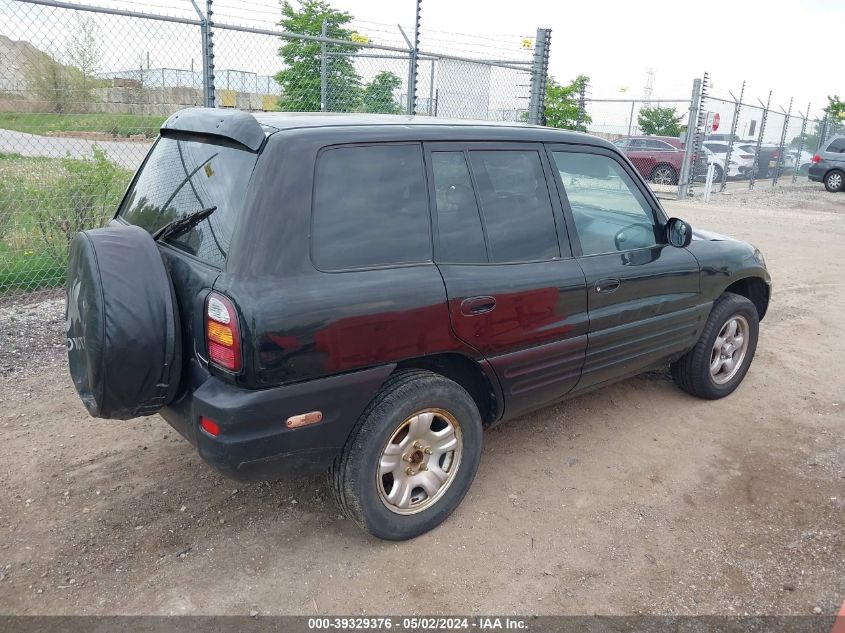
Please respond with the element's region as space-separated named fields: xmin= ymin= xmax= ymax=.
xmin=160 ymin=108 xmax=266 ymax=152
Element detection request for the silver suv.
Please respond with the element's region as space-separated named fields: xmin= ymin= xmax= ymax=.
xmin=809 ymin=136 xmax=845 ymax=192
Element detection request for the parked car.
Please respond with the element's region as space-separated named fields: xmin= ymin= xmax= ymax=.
xmin=613 ymin=135 xmax=685 ymax=185
xmin=737 ymin=142 xmax=782 ymax=178
xmin=65 ymin=110 xmax=771 ymax=540
xmin=788 ymin=149 xmax=815 ymax=175
xmin=809 ymin=135 xmax=845 ymax=192
xmin=702 ymin=141 xmax=753 ymax=180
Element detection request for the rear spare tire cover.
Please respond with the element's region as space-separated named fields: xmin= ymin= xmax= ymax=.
xmin=66 ymin=224 xmax=181 ymax=420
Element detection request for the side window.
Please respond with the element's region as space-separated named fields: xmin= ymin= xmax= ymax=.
xmin=468 ymin=150 xmax=560 ymax=263
xmin=312 ymin=144 xmax=431 ymax=270
xmin=553 ymin=151 xmax=660 ymax=256
xmin=613 ymin=139 xmax=630 ymax=148
xmin=646 ymin=139 xmax=673 ymax=151
xmin=430 ymin=152 xmax=487 ymax=263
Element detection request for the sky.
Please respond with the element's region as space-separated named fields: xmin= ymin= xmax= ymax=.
xmin=324 ymin=0 xmax=839 ymax=116
xmin=3 ymin=0 xmax=840 ymax=122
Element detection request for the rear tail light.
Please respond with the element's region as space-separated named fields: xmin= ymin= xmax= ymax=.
xmin=812 ymin=154 xmax=821 ymax=163
xmin=199 ymin=416 xmax=220 ymax=437
xmin=206 ymin=292 xmax=241 ymax=372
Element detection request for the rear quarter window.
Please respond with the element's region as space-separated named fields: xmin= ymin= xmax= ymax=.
xmin=118 ymin=136 xmax=258 ymax=268
xmin=311 ymin=144 xmax=431 ymax=270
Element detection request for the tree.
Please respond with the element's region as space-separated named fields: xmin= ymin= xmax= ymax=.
xmin=825 ymin=95 xmax=845 ymax=122
xmin=543 ymin=75 xmax=590 ymax=131
xmin=26 ymin=16 xmax=101 ymax=113
xmin=28 ymin=48 xmax=74 ymax=113
xmin=637 ymin=105 xmax=683 ymax=136
xmin=274 ymin=0 xmax=361 ymax=112
xmin=362 ymin=71 xmax=403 ymax=114
xmin=66 ymin=15 xmax=101 ymax=111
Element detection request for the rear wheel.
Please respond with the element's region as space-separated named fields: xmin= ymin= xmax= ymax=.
xmin=329 ymin=370 xmax=483 ymax=540
xmin=712 ymin=163 xmax=724 ymax=183
xmin=671 ymin=293 xmax=759 ymax=400
xmin=824 ymin=169 xmax=844 ymax=192
xmin=650 ymin=164 xmax=677 ymax=185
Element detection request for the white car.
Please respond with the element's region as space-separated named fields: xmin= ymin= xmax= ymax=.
xmin=787 ymin=149 xmax=815 ymax=175
xmin=702 ymin=141 xmax=740 ymax=182
xmin=703 ymin=141 xmax=755 ymax=180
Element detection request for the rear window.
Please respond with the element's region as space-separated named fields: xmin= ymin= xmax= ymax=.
xmin=826 ymin=138 xmax=845 ymax=153
xmin=118 ymin=136 xmax=258 ymax=267
xmin=311 ymin=144 xmax=431 ymax=270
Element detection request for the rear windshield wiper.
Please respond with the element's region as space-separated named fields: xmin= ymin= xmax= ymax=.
xmin=152 ymin=206 xmax=217 ymax=242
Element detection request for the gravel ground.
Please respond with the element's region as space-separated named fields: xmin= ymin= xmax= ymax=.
xmin=0 ymin=183 xmax=843 ymax=616
xmin=0 ymin=294 xmax=65 ymax=379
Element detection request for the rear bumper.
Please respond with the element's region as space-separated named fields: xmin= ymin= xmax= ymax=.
xmin=807 ymin=163 xmax=825 ymax=182
xmin=160 ymin=363 xmax=395 ymax=481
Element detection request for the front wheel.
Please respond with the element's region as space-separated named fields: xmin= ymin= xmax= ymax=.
xmin=671 ymin=293 xmax=759 ymax=399
xmin=329 ymin=370 xmax=483 ymax=540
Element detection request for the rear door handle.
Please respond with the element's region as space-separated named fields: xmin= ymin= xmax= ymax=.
xmin=460 ymin=296 xmax=497 ymax=315
xmin=595 ymin=278 xmax=621 ymax=294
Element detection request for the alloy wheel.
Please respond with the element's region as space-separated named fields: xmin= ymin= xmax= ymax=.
xmin=710 ymin=315 xmax=750 ymax=385
xmin=376 ymin=408 xmax=463 ymax=515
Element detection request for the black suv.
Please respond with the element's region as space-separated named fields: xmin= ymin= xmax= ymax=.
xmin=66 ymin=109 xmax=771 ymax=540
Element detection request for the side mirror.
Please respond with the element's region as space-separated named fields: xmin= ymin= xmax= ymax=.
xmin=665 ymin=217 xmax=692 ymax=248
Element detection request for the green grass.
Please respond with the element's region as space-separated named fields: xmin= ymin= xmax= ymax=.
xmin=0 ymin=150 xmax=133 ymax=296
xmin=0 ymin=112 xmax=166 ymax=138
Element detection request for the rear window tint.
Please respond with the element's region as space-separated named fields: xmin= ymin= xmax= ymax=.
xmin=826 ymin=138 xmax=845 ymax=153
xmin=312 ymin=144 xmax=431 ymax=270
xmin=431 ymin=151 xmax=487 ymax=263
xmin=468 ymin=150 xmax=559 ymax=263
xmin=119 ymin=137 xmax=257 ymax=267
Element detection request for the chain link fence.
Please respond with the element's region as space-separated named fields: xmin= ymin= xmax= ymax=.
xmin=0 ymin=0 xmax=541 ymax=301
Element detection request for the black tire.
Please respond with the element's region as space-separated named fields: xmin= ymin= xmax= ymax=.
xmin=824 ymin=169 xmax=844 ymax=193
xmin=66 ymin=223 xmax=181 ymax=420
xmin=670 ymin=292 xmax=759 ymax=400
xmin=650 ymin=164 xmax=678 ymax=186
xmin=329 ymin=370 xmax=483 ymax=540
xmin=712 ymin=163 xmax=724 ymax=183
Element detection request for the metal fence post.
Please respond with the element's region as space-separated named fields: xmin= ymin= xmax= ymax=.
xmin=792 ymin=102 xmax=810 ymax=184
xmin=407 ymin=0 xmax=421 ymax=115
xmin=816 ymin=113 xmax=829 ymax=152
xmin=527 ymin=27 xmax=551 ymax=125
xmin=191 ymin=0 xmax=215 ymax=107
xmin=320 ymin=20 xmax=327 ymax=111
xmin=773 ymin=97 xmax=792 ymax=187
xmin=678 ymin=77 xmax=703 ymax=199
xmin=720 ymin=80 xmax=744 ymax=192
xmin=749 ymin=91 xmax=771 ymax=190
xmin=576 ymin=78 xmax=586 ymax=131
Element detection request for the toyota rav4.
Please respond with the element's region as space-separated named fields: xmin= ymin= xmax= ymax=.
xmin=66 ymin=109 xmax=771 ymax=540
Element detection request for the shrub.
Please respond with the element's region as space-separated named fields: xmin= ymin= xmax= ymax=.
xmin=31 ymin=146 xmax=131 ymax=262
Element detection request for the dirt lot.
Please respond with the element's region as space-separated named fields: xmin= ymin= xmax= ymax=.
xmin=0 ymin=183 xmax=843 ymax=616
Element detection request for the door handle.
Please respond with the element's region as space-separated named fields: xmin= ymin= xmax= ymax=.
xmin=595 ymin=278 xmax=621 ymax=294
xmin=460 ymin=296 xmax=497 ymax=315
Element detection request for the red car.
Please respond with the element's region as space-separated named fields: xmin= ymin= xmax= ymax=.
xmin=613 ymin=136 xmax=685 ymax=185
